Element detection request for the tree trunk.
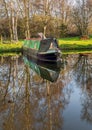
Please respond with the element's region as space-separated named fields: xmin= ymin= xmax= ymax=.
xmin=24 ymin=0 xmax=30 ymax=39
xmin=44 ymin=26 xmax=47 ymax=37
xmin=11 ymin=2 xmax=18 ymax=41
xmin=3 ymin=0 xmax=13 ymax=41
xmin=3 ymin=0 xmax=18 ymax=41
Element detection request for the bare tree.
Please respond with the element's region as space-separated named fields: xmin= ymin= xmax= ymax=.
xmin=23 ymin=0 xmax=30 ymax=39
xmin=72 ymin=0 xmax=92 ymax=37
xmin=1 ymin=0 xmax=92 ymax=39
xmin=32 ymin=0 xmax=54 ymax=36
xmin=3 ymin=0 xmax=18 ymax=41
xmin=52 ymin=0 xmax=72 ymax=37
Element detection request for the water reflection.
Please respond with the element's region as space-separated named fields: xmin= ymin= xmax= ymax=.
xmin=72 ymin=54 xmax=92 ymax=124
xmin=23 ymin=56 xmax=61 ymax=82
xmin=0 ymin=53 xmax=92 ymax=130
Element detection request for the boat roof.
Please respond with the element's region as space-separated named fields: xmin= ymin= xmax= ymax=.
xmin=24 ymin=38 xmax=59 ymax=52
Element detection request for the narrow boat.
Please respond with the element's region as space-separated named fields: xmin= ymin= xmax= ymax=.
xmin=23 ymin=35 xmax=61 ymax=63
xmin=23 ymin=56 xmax=61 ymax=82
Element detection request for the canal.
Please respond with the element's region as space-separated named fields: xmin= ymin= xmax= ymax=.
xmin=0 ymin=53 xmax=92 ymax=130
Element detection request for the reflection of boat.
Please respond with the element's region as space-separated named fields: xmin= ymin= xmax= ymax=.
xmin=23 ymin=37 xmax=61 ymax=63
xmin=23 ymin=56 xmax=61 ymax=82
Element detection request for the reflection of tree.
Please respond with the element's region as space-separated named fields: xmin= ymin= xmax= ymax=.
xmin=0 ymin=55 xmax=25 ymax=130
xmin=46 ymin=81 xmax=53 ymax=130
xmin=60 ymin=53 xmax=92 ymax=125
xmin=45 ymin=79 xmax=72 ymax=130
xmin=72 ymin=53 xmax=92 ymax=124
xmin=73 ymin=54 xmax=92 ymax=86
xmin=46 ymin=81 xmax=63 ymax=130
xmin=0 ymin=55 xmax=73 ymax=130
xmin=81 ymin=91 xmax=92 ymax=124
xmin=3 ymin=103 xmax=15 ymax=130
xmin=18 ymin=65 xmax=32 ymax=130
xmin=2 ymin=62 xmax=11 ymax=102
xmin=0 ymin=56 xmax=22 ymax=102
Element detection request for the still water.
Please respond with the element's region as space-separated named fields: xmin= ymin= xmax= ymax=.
xmin=0 ymin=53 xmax=92 ymax=130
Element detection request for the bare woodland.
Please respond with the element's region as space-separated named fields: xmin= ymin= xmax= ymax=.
xmin=0 ymin=0 xmax=92 ymax=41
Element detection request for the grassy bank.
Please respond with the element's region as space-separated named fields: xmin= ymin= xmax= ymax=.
xmin=0 ymin=41 xmax=22 ymax=53
xmin=0 ymin=37 xmax=92 ymax=53
xmin=58 ymin=37 xmax=92 ymax=50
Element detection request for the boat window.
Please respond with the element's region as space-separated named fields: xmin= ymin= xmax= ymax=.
xmin=38 ymin=38 xmax=59 ymax=52
xmin=50 ymin=42 xmax=57 ymax=49
xmin=38 ymin=39 xmax=51 ymax=52
xmin=49 ymin=42 xmax=53 ymax=49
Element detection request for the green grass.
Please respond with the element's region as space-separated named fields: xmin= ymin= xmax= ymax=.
xmin=59 ymin=36 xmax=80 ymax=41
xmin=58 ymin=37 xmax=92 ymax=50
xmin=0 ymin=52 xmax=21 ymax=56
xmin=62 ymin=50 xmax=92 ymax=54
xmin=0 ymin=41 xmax=23 ymax=53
